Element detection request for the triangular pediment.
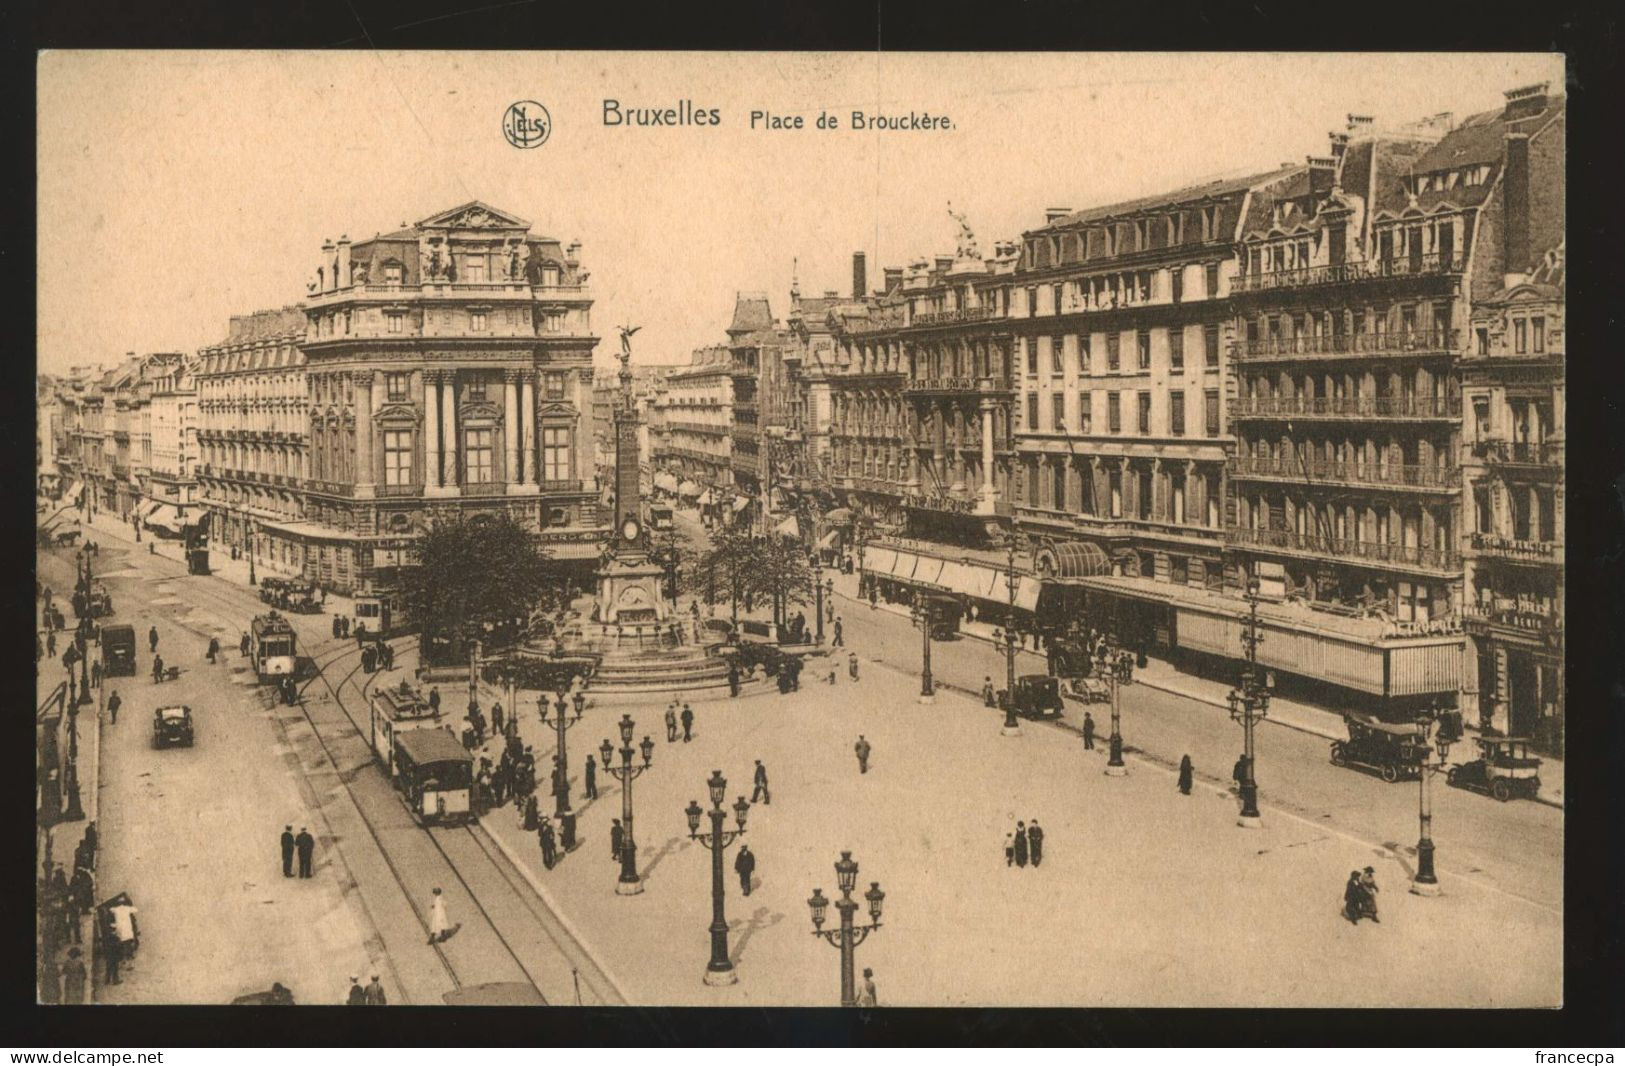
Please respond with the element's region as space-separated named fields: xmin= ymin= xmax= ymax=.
xmin=418 ymin=201 xmax=531 ymax=231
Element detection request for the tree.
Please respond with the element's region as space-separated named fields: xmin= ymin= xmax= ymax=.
xmin=403 ymin=512 xmax=563 ymax=665
xmin=743 ymin=531 xmax=813 ymax=629
xmin=699 ymin=523 xmax=753 ymax=625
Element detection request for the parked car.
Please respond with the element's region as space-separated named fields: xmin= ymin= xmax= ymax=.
xmin=101 ymin=624 xmax=137 ymax=677
xmin=153 ymin=705 xmax=195 ymax=748
xmin=1447 ymin=736 xmax=1543 ymax=802
xmin=1009 ymin=674 xmax=1065 ymax=720
xmin=1330 ymin=712 xmax=1429 ymax=783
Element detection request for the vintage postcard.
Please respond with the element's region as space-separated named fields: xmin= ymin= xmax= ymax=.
xmin=35 ymin=50 xmax=1565 ymax=1010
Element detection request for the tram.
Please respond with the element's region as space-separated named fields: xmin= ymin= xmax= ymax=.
xmin=249 ymin=612 xmax=298 ymax=681
xmin=368 ymin=678 xmax=447 ymax=775
xmin=392 ymin=728 xmax=473 ymax=825
xmin=353 ymin=590 xmax=411 ymax=639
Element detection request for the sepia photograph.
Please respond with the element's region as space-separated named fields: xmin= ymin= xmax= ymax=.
xmin=33 ymin=48 xmax=1570 ymax=1016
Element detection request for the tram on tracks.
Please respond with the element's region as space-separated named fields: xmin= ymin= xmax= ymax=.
xmin=249 ymin=612 xmax=298 ymax=681
xmin=353 ymin=590 xmax=411 ymax=639
xmin=368 ymin=678 xmax=469 ymax=825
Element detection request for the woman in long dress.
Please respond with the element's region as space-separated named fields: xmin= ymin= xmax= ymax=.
xmin=1177 ymin=755 xmax=1194 ymax=795
xmin=428 ymin=887 xmax=449 ymax=944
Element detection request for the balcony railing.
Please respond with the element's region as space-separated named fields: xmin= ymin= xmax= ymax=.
xmin=1233 ymin=253 xmax=1462 ymax=294
xmin=377 ymin=483 xmax=422 ymax=498
xmin=1468 ymin=532 xmax=1562 ymax=562
xmin=1474 ymin=439 xmax=1564 ymax=468
xmin=539 ymin=479 xmax=584 ymax=493
xmin=1229 ymin=394 xmax=1461 ymax=420
xmin=462 ymin=481 xmax=507 ymax=496
xmin=1235 ymin=329 xmax=1460 ymax=362
xmin=1228 ymin=526 xmax=1461 ymax=572
xmin=1228 ymin=455 xmax=1461 ymax=490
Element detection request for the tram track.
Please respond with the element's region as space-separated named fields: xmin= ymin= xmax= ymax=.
xmin=157 ymin=570 xmax=624 ymax=1004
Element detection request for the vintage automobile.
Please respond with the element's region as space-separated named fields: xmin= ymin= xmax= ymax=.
xmin=101 ymin=623 xmax=137 ymax=677
xmin=257 ymin=576 xmax=291 ymax=605
xmin=1330 ymin=712 xmax=1429 ymax=783
xmin=84 ymin=584 xmax=114 ymax=619
xmin=152 ymin=704 xmax=195 ymax=749
xmin=1009 ymin=674 xmax=1065 ymax=720
xmin=1447 ymin=736 xmax=1543 ymax=802
xmin=282 ymin=582 xmax=323 ymax=614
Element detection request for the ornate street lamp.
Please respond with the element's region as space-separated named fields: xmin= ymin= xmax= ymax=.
xmin=600 ymin=714 xmax=654 ymax=895
xmin=807 ymin=851 xmax=885 ymax=1007
xmin=1226 ymin=576 xmax=1271 ymax=828
xmin=1411 ymin=701 xmax=1454 ymax=896
xmin=683 ymin=771 xmax=751 ymax=986
xmin=539 ymin=688 xmax=588 ymax=851
xmin=75 ymin=550 xmax=93 ymax=708
xmin=1096 ymin=636 xmax=1130 ymax=776
xmin=993 ymin=526 xmax=1024 ymax=736
xmin=910 ymin=598 xmax=935 ymax=704
xmin=247 ymin=519 xmax=258 ymax=586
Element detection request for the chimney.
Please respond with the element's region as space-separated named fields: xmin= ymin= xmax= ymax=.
xmin=883 ymin=267 xmax=903 ymax=292
xmin=1328 ymin=131 xmax=1349 ymax=162
xmin=851 ymin=252 xmax=867 ymax=299
xmin=934 ymin=255 xmax=954 ymax=274
xmin=1307 ymin=156 xmax=1336 ymax=195
xmin=1044 ymin=207 xmax=1072 ymax=223
xmin=1503 ymin=131 xmax=1531 ymax=278
xmin=336 ymin=234 xmax=352 ymax=289
xmin=320 ymin=238 xmax=336 ymax=293
xmin=1502 ymin=82 xmax=1549 ymax=122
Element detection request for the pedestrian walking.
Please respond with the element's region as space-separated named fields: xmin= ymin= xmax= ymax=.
xmin=151 ymin=653 xmax=165 ymax=684
xmin=61 ymin=948 xmax=87 ymax=1005
xmin=584 ymin=754 xmax=598 ymax=799
xmin=1177 ymin=755 xmax=1194 ymax=795
xmin=521 ymin=793 xmax=539 ymax=832
xmin=364 ymin=975 xmax=387 ymax=1005
xmin=539 ymin=819 xmax=558 ymax=869
xmin=332 ymin=614 xmax=343 ymax=639
xmin=101 ymin=918 xmax=121 ymax=985
xmin=354 ymin=622 xmax=367 ymax=648
xmin=680 ymin=703 xmax=694 ymax=742
xmin=1343 ymin=870 xmax=1364 ymax=925
xmin=856 ymin=967 xmax=878 ymax=1007
xmin=280 ymin=825 xmax=295 ymax=877
xmin=491 ymin=701 xmax=505 ymax=738
xmin=207 ymin=636 xmax=220 ymax=664
xmin=832 ymin=616 xmax=844 ymax=646
xmin=854 ymin=734 xmax=872 ymax=774
xmin=1082 ymin=712 xmax=1096 ymax=750
xmin=735 ymin=843 xmax=756 ymax=896
xmin=107 ymin=690 xmax=120 ymax=724
xmin=665 ymin=702 xmax=678 ymax=742
xmin=380 ymin=643 xmax=395 ymax=670
xmin=428 ymin=687 xmax=441 ymax=714
xmin=1004 ymin=832 xmax=1015 ymax=866
xmin=1359 ymin=867 xmax=1380 ymax=922
xmin=295 ymin=827 xmax=315 ymax=878
xmin=1013 ymin=821 xmax=1029 ymax=868
xmin=346 ymin=976 xmax=366 ymax=1005
xmin=240 ymin=631 xmax=251 ymax=657
xmin=610 ymin=819 xmax=625 ymax=863
xmin=1028 ymin=819 xmax=1045 ymax=867
xmin=727 ymin=664 xmax=741 ymax=697
xmin=90 ymin=659 xmax=102 ymax=688
xmin=361 ymin=645 xmax=376 ymax=674
xmin=848 ymin=652 xmax=859 ymax=681
xmin=1232 ymin=754 xmax=1248 ymax=793
xmin=148 ymin=626 xmax=159 ymax=654
xmin=427 ymin=887 xmax=449 ymax=944
xmin=47 ymin=630 xmax=57 ymax=658
xmin=751 ymin=759 xmax=770 ymax=804
xmin=982 ymin=676 xmax=995 ymax=707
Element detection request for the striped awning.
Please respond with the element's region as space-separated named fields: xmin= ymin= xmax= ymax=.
xmin=655 ymin=472 xmax=680 ymax=492
xmin=678 ymin=480 xmax=700 ymax=496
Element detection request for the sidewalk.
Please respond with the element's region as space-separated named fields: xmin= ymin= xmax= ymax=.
xmin=826 ymin=567 xmax=1563 ymax=810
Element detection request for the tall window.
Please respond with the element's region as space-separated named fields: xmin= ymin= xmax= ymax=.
xmin=1514 ymin=318 xmax=1528 ymax=354
xmin=382 ymin=261 xmax=403 ymax=284
xmin=1204 ymin=262 xmax=1220 ymax=298
xmin=1025 ymin=392 xmax=1039 ymax=430
xmin=465 ymin=377 xmax=487 ymax=401
xmin=1051 ymin=337 xmax=1065 ymax=375
xmin=471 ymin=311 xmax=488 ymax=332
xmin=1170 ymin=391 xmax=1186 ymax=436
xmin=387 ymin=313 xmax=403 ymax=334
xmin=1107 ymin=392 xmax=1121 ymax=434
xmin=1204 ymin=324 xmax=1220 ymax=368
xmin=544 ymin=371 xmax=566 ymax=399
xmin=386 ymin=372 xmax=410 ymax=401
xmin=1025 ymin=338 xmax=1037 ymax=375
xmin=1077 ymin=334 xmax=1091 ymax=374
xmin=464 ymin=428 xmax=494 ymax=483
xmin=1106 ymin=333 xmax=1120 ymax=371
xmin=1169 ymin=328 xmax=1185 ymax=370
xmin=1051 ymin=284 xmax=1063 ymax=314
xmin=1205 ymin=388 xmax=1220 ymax=436
xmin=463 ymin=256 xmax=486 ymax=284
xmin=1078 ymin=393 xmax=1093 ymax=434
xmin=383 ymin=430 xmax=412 ymax=485
xmin=1170 ymin=268 xmax=1183 ymax=304
xmin=1137 ymin=391 xmax=1152 ymax=434
xmin=542 ymin=427 xmax=572 ymax=481
xmin=1532 ymin=316 xmax=1545 ymax=353
xmin=1052 ymin=392 xmax=1066 ymax=431
xmin=1136 ymin=331 xmax=1151 ymax=370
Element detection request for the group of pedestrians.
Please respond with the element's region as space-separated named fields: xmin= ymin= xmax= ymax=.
xmin=1343 ymin=867 xmax=1381 ymax=924
xmin=359 ymin=640 xmax=394 ymax=674
xmin=331 ymin=613 xmax=354 ymax=639
xmin=37 ymin=822 xmax=99 ymax=1004
xmin=1003 ymin=819 xmax=1045 ymax=868
xmin=344 ymin=974 xmax=388 ymax=1005
xmin=664 ymin=700 xmax=695 ymax=743
xmin=278 ymin=825 xmax=317 ymax=878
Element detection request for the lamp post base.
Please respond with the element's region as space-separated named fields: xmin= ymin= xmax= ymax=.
xmin=615 ymin=877 xmax=644 ymax=896
xmin=1104 ymin=763 xmax=1128 ymax=777
xmin=1409 ymin=877 xmax=1441 ymax=897
xmin=916 ymin=693 xmax=937 ymax=705
xmin=1000 ymin=722 xmax=1022 ymax=736
xmin=1236 ymin=812 xmax=1263 ymax=829
xmin=703 ymin=966 xmax=738 ymax=987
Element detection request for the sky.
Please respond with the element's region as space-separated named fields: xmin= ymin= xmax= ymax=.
xmin=37 ymin=51 xmax=1564 ymax=376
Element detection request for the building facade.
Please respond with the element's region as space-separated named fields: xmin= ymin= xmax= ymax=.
xmin=146 ymin=356 xmax=202 ymax=531
xmin=653 ymin=344 xmax=734 ymax=496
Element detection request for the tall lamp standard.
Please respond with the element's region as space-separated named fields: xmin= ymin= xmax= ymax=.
xmin=1410 ymin=701 xmax=1453 ymax=896
xmin=811 ymin=554 xmax=826 ymax=643
xmin=909 ymin=598 xmax=935 ymax=704
xmin=540 ymin=690 xmax=587 ymax=851
xmin=75 ymin=552 xmax=94 ymax=708
xmin=1226 ymin=577 xmax=1272 ymax=828
xmin=600 ymin=715 xmax=655 ymax=895
xmin=991 ymin=526 xmax=1024 ymax=736
xmin=1097 ymin=637 xmax=1129 ymax=776
xmin=683 ymin=772 xmax=751 ymax=986
xmin=806 ymin=851 xmax=885 ymax=1007
xmin=247 ymin=519 xmax=257 ymax=586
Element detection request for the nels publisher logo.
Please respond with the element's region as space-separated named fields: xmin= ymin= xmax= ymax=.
xmin=503 ymin=101 xmax=552 ymax=149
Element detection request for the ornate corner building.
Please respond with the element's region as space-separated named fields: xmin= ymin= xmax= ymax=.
xmin=196 ymin=201 xmax=605 ymax=594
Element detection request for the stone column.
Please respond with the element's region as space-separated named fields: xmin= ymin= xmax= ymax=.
xmin=355 ymin=371 xmax=375 ymax=498
xmin=424 ymin=371 xmax=443 ymax=492
xmin=975 ymin=387 xmax=998 ymax=515
xmin=440 ymin=375 xmax=458 ymax=491
xmin=504 ymin=371 xmax=523 ymax=494
xmin=522 ymin=373 xmax=539 ymax=487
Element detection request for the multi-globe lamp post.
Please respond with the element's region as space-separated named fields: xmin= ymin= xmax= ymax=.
xmin=683 ymin=771 xmax=751 ymax=986
xmin=600 ymin=715 xmax=655 ymax=895
xmin=1226 ymin=576 xmax=1272 ymax=828
xmin=539 ymin=690 xmax=587 ymax=851
xmin=806 ymin=851 xmax=885 ymax=1007
xmin=1095 ymin=638 xmax=1130 ymax=776
xmin=1410 ymin=701 xmax=1454 ymax=896
xmin=909 ymin=598 xmax=935 ymax=703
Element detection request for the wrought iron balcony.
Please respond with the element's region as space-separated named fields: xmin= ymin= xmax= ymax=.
xmin=1228 ymin=454 xmax=1461 ymax=491
xmin=1229 ymin=394 xmax=1461 ymax=420
xmin=1227 ymin=526 xmax=1461 ymax=573
xmin=1234 ymin=329 xmax=1460 ymax=363
xmin=1232 ymin=252 xmax=1462 ymax=294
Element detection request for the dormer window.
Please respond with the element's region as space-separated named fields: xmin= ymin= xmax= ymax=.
xmin=382 ymin=260 xmax=403 ymax=285
xmin=463 ymin=256 xmax=486 ymax=284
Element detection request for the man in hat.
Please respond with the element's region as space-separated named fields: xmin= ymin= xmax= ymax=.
xmin=854 ymin=734 xmax=872 ymax=774
xmin=539 ymin=819 xmax=557 ymax=870
xmin=148 ymin=625 xmax=159 ymax=655
xmin=610 ymin=818 xmax=625 ymax=863
xmin=295 ymin=827 xmax=315 ymax=878
xmin=345 ymin=976 xmax=366 ymax=1005
xmin=751 ymin=759 xmax=770 ymax=805
xmin=364 ymin=975 xmax=387 ymax=1005
xmin=584 ymin=754 xmax=598 ymax=800
xmin=680 ymin=703 xmax=694 ymax=742
xmin=856 ymin=967 xmax=878 ymax=1007
xmin=280 ymin=826 xmax=296 ymax=877
xmin=832 ymin=616 xmax=844 ymax=647
xmin=1028 ymin=819 xmax=1045 ymax=867
xmin=1082 ymin=712 xmax=1096 ymax=751
xmin=107 ymin=690 xmax=121 ymax=724
xmin=735 ymin=843 xmax=756 ymax=896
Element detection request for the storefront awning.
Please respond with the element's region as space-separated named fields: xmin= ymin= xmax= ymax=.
xmin=774 ymin=514 xmax=800 ymax=538
xmin=678 ymin=480 xmax=700 ymax=497
xmin=65 ymin=481 xmax=84 ymax=503
xmin=1014 ymin=575 xmax=1043 ymax=613
xmin=655 ymin=472 xmax=679 ymax=492
xmin=732 ymin=495 xmax=752 ymax=513
xmin=698 ymin=489 xmax=716 ymax=506
xmin=137 ymin=500 xmax=162 ymax=518
xmin=146 ymin=504 xmax=186 ymax=533
xmin=816 ymin=530 xmax=840 ymax=551
xmin=823 ymin=508 xmax=854 ymax=526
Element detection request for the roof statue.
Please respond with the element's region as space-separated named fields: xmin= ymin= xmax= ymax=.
xmin=948 ymin=201 xmax=980 ymax=259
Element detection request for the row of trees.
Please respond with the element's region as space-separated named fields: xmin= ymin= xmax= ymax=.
xmin=698 ymin=524 xmax=815 ymax=629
